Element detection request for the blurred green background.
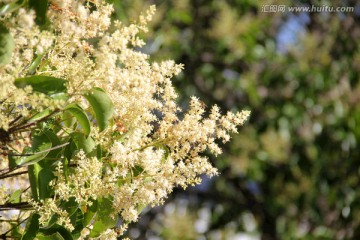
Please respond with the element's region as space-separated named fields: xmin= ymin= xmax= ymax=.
xmin=107 ymin=0 xmax=360 ymax=239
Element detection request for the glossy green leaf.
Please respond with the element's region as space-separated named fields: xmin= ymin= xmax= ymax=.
xmin=0 ymin=23 xmax=15 ymax=65
xmin=22 ymin=213 xmax=40 ymax=240
xmin=89 ymin=197 xmax=117 ymax=237
xmin=14 ymin=76 xmax=67 ymax=95
xmin=84 ymin=87 xmax=114 ymax=132
xmin=70 ymin=132 xmax=96 ymax=154
xmin=65 ymin=104 xmax=91 ymax=137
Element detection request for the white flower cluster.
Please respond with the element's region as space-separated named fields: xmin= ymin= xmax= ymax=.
xmin=0 ymin=0 xmax=250 ymax=236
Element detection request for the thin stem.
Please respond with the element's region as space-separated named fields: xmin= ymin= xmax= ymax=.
xmin=0 ymin=202 xmax=32 ymax=211
xmin=9 ymin=116 xmax=23 ymax=127
xmin=8 ymin=109 xmax=60 ymax=133
xmin=0 ymin=170 xmax=28 ymax=180
xmin=0 ymin=142 xmax=68 ymax=178
xmin=5 ymin=142 xmax=69 ymax=157
xmin=0 ymin=220 xmax=20 ymax=222
xmin=0 ymin=165 xmax=23 ymax=175
xmin=0 ymin=217 xmax=29 ymax=238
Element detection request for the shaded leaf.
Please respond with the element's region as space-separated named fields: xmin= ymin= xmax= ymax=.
xmin=83 ymin=199 xmax=98 ymax=227
xmin=36 ymin=232 xmax=64 ymax=240
xmin=39 ymin=225 xmax=73 ymax=240
xmin=89 ymin=197 xmax=117 ymax=237
xmin=15 ymin=76 xmax=67 ymax=95
xmin=28 ymin=164 xmax=40 ymax=201
xmin=16 ymin=133 xmax=52 ymax=166
xmin=84 ymin=88 xmax=114 ymax=132
xmin=65 ymin=103 xmax=91 ymax=137
xmin=70 ymin=132 xmax=96 ymax=154
xmin=29 ymin=0 xmax=48 ymax=25
xmin=22 ymin=213 xmax=40 ymax=240
xmin=70 ymin=209 xmax=85 ymax=239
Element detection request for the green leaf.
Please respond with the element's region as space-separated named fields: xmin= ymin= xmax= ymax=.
xmin=29 ymin=0 xmax=48 ymax=25
xmin=15 ymin=130 xmax=62 ymax=167
xmin=36 ymin=232 xmax=64 ymax=240
xmin=37 ymin=163 xmax=55 ymax=200
xmin=63 ymin=140 xmax=74 ymax=161
xmin=27 ymin=52 xmax=45 ymax=74
xmin=84 ymin=88 xmax=114 ymax=132
xmin=43 ymin=215 xmax=58 ymax=229
xmin=133 ymin=165 xmax=144 ymax=177
xmin=0 ymin=0 xmax=25 ymax=16
xmin=83 ymin=199 xmax=98 ymax=227
xmin=62 ymin=111 xmax=76 ymax=129
xmin=15 ymin=76 xmax=67 ymax=95
xmin=9 ymin=222 xmax=23 ymax=238
xmin=65 ymin=104 xmax=91 ymax=137
xmin=38 ymin=225 xmax=73 ymax=240
xmin=22 ymin=213 xmax=40 ymax=240
xmin=28 ymin=161 xmax=56 ymax=201
xmin=60 ymin=197 xmax=79 ymax=218
xmin=24 ymin=131 xmax=60 ymax=200
xmin=8 ymin=154 xmax=17 ymax=170
xmin=96 ymin=144 xmax=102 ymax=160
xmin=70 ymin=132 xmax=96 ymax=154
xmin=0 ymin=23 xmax=15 ymax=65
xmin=89 ymin=197 xmax=117 ymax=237
xmin=16 ymin=133 xmax=52 ymax=166
xmin=42 ymin=130 xmax=62 ymax=161
xmin=50 ymin=92 xmax=69 ymax=101
xmin=70 ymin=209 xmax=84 ymax=239
xmin=7 ymin=189 xmax=22 ymax=203
xmin=28 ymin=109 xmax=52 ymax=123
xmin=28 ymin=164 xmax=40 ymax=201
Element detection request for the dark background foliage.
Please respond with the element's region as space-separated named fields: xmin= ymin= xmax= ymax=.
xmin=106 ymin=1 xmax=360 ymax=239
